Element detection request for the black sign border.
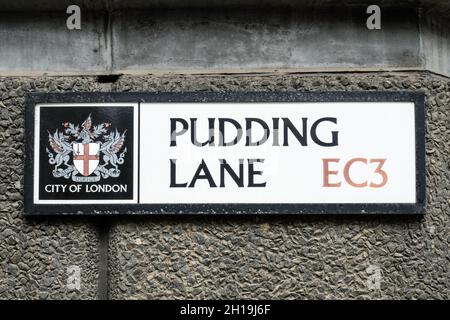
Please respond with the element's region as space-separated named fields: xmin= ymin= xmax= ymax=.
xmin=24 ymin=91 xmax=426 ymax=215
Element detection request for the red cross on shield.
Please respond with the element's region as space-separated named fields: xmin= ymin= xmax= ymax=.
xmin=73 ymin=143 xmax=100 ymax=176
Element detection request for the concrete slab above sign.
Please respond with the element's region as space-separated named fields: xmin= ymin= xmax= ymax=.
xmin=0 ymin=11 xmax=109 ymax=75
xmin=24 ymin=92 xmax=425 ymax=214
xmin=0 ymin=7 xmax=448 ymax=77
xmin=112 ymin=8 xmax=421 ymax=73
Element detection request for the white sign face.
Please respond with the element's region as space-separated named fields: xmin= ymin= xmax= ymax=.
xmin=140 ymin=102 xmax=416 ymax=204
xmin=25 ymin=92 xmax=425 ymax=214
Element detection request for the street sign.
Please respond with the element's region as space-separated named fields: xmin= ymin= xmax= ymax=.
xmin=24 ymin=92 xmax=425 ymax=214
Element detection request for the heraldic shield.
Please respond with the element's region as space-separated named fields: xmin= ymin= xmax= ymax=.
xmin=46 ymin=114 xmax=128 ymax=183
xmin=72 ymin=142 xmax=100 ymax=176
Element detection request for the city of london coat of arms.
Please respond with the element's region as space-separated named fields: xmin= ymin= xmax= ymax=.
xmin=46 ymin=114 xmax=127 ymax=182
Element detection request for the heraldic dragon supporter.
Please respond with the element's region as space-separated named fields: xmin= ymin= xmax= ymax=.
xmin=46 ymin=114 xmax=127 ymax=183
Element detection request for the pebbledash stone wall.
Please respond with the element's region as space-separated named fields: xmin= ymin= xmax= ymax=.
xmin=0 ymin=78 xmax=104 ymax=299
xmin=0 ymin=72 xmax=449 ymax=299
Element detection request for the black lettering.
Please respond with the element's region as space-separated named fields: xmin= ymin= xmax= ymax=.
xmin=220 ymin=159 xmax=244 ymax=187
xmin=219 ymin=118 xmax=243 ymax=146
xmin=191 ymin=118 xmax=215 ymax=146
xmin=311 ymin=117 xmax=338 ymax=147
xmin=248 ymin=159 xmax=266 ymax=187
xmin=245 ymin=118 xmax=270 ymax=146
xmin=170 ymin=118 xmax=188 ymax=146
xmin=272 ymin=118 xmax=280 ymax=146
xmin=170 ymin=159 xmax=187 ymax=187
xmin=283 ymin=118 xmax=308 ymax=146
xmin=188 ymin=159 xmax=217 ymax=188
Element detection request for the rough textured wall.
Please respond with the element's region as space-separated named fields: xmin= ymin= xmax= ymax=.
xmin=109 ymin=72 xmax=449 ymax=299
xmin=0 ymin=78 xmax=102 ymax=299
xmin=0 ymin=72 xmax=448 ymax=299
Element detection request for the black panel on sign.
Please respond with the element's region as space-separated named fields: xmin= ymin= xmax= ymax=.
xmin=38 ymin=106 xmax=134 ymax=200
